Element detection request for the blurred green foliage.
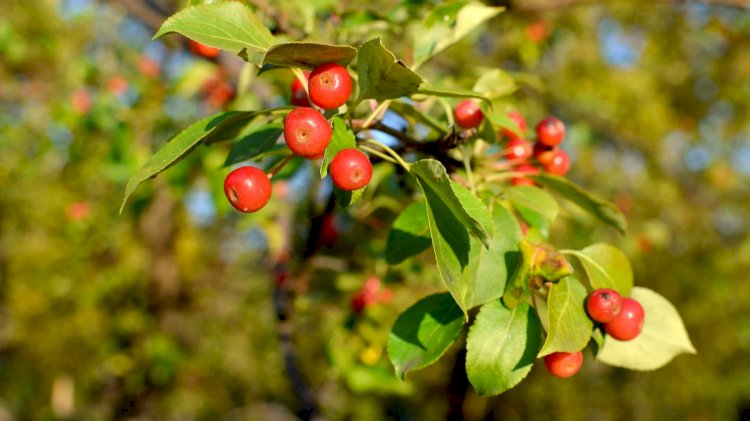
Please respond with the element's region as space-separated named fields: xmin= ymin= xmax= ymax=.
xmin=1 ymin=0 xmax=749 ymax=420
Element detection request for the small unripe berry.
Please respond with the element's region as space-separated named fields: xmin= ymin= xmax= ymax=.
xmin=224 ymin=166 xmax=272 ymax=212
xmin=544 ymin=149 xmax=571 ymax=176
xmin=290 ymin=71 xmax=311 ymax=107
xmin=604 ymin=298 xmax=645 ymax=341
xmin=454 ymin=100 xmax=484 ymax=129
xmin=283 ymin=107 xmax=332 ymax=158
xmin=501 ymin=111 xmax=528 ymax=139
xmin=308 ymin=63 xmax=352 ymax=109
xmin=544 ymin=351 xmax=583 ymax=378
xmin=586 ymin=288 xmax=623 ymax=323
xmin=536 ymin=116 xmax=566 ymax=146
xmin=330 ymin=148 xmax=373 ymax=191
xmin=506 ymin=138 xmax=533 ymax=160
xmin=189 ymin=40 xmax=220 ymax=59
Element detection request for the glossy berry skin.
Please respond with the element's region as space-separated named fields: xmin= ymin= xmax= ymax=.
xmin=586 ymin=288 xmax=623 ymax=323
xmin=308 ymin=63 xmax=352 ymax=110
xmin=330 ymin=148 xmax=373 ymax=191
xmin=533 ymin=142 xmax=555 ymax=165
xmin=512 ymin=163 xmax=539 ymax=186
xmin=223 ymin=166 xmax=272 ymax=213
xmin=501 ymin=111 xmax=528 ymax=139
xmin=290 ymin=72 xmax=311 ymax=107
xmin=544 ymin=351 xmax=583 ymax=378
xmin=189 ymin=40 xmax=220 ymax=59
xmin=604 ymin=298 xmax=645 ymax=341
xmin=536 ymin=116 xmax=566 ymax=146
xmin=544 ymin=149 xmax=571 ymax=176
xmin=283 ymin=107 xmax=332 ymax=158
xmin=454 ymin=100 xmax=484 ymax=129
xmin=506 ymin=138 xmax=533 ymax=160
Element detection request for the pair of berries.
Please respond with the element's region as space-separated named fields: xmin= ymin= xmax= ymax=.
xmin=587 ymin=288 xmax=646 ymax=341
xmin=543 ymin=288 xmax=646 ymax=379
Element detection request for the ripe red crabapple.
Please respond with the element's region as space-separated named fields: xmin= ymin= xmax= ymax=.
xmin=223 ymin=166 xmax=272 ymax=213
xmin=308 ymin=63 xmax=352 ymax=110
xmin=283 ymin=107 xmax=332 ymax=158
xmin=330 ymin=148 xmax=373 ymax=191
xmin=454 ymin=100 xmax=484 ymax=129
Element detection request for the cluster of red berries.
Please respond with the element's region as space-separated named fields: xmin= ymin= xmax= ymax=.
xmin=543 ymin=288 xmax=646 ymax=378
xmin=224 ymin=63 xmax=374 ymax=213
xmin=453 ymin=100 xmax=571 ymax=185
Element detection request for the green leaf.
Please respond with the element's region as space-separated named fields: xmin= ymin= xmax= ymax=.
xmin=573 ymin=243 xmax=634 ymax=296
xmin=387 ymin=293 xmax=465 ymax=379
xmin=320 ymin=117 xmax=357 ymax=178
xmin=224 ymin=124 xmax=283 ymax=166
xmin=530 ymin=173 xmax=627 ymax=234
xmin=262 ymin=42 xmax=357 ymax=68
xmin=413 ymin=1 xmax=505 ymax=67
xmin=421 ymin=191 xmax=520 ymax=314
xmin=538 ymin=277 xmax=594 ymax=357
xmin=416 ymin=86 xmax=491 ymax=107
xmin=596 ymin=287 xmax=697 ymax=370
xmin=473 ymin=69 xmax=517 ymax=99
xmin=506 ymin=185 xmax=559 ymax=238
xmin=385 ymin=201 xmax=432 ymax=265
xmin=333 ymin=186 xmax=365 ymax=207
xmin=121 ymin=111 xmax=257 ymax=213
xmin=153 ymin=3 xmax=276 ymax=64
xmin=466 ymin=300 xmax=541 ymax=396
xmin=356 ymin=37 xmax=423 ymax=103
xmin=411 ymin=159 xmax=492 ymax=247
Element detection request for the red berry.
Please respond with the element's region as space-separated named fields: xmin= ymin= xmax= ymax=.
xmin=290 ymin=72 xmax=311 ymax=107
xmin=512 ymin=163 xmax=539 ymax=186
xmin=533 ymin=142 xmax=555 ymax=165
xmin=223 ymin=166 xmax=272 ymax=213
xmin=604 ymin=298 xmax=645 ymax=341
xmin=454 ymin=100 xmax=484 ymax=129
xmin=308 ymin=63 xmax=352 ymax=110
xmin=330 ymin=148 xmax=373 ymax=191
xmin=320 ymin=213 xmax=338 ymax=249
xmin=501 ymin=111 xmax=528 ymax=139
xmin=536 ymin=116 xmax=566 ymax=146
xmin=189 ymin=40 xmax=220 ymax=59
xmin=283 ymin=107 xmax=332 ymax=158
xmin=586 ymin=289 xmax=623 ymax=323
xmin=506 ymin=138 xmax=533 ymax=160
xmin=544 ymin=149 xmax=571 ymax=176
xmin=544 ymin=351 xmax=583 ymax=378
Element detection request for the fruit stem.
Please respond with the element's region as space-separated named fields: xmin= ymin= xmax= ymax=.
xmin=363 ymin=139 xmax=410 ymax=170
xmin=361 ymin=100 xmax=391 ymax=128
xmin=461 ymin=145 xmax=477 ymax=195
xmin=359 ymin=145 xmax=398 ymax=165
xmin=268 ymin=153 xmax=295 ymax=178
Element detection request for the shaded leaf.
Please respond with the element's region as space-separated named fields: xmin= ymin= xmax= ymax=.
xmin=538 ymin=277 xmax=593 ymax=356
xmin=466 ymin=300 xmax=541 ymax=396
xmin=224 ymin=124 xmax=283 ymax=166
xmin=387 ymin=293 xmax=465 ymax=379
xmin=597 ymin=287 xmax=697 ymax=370
xmin=263 ymin=42 xmax=357 ymax=68
xmin=385 ymin=201 xmax=432 ymax=265
xmin=530 ymin=173 xmax=627 ymax=234
xmin=333 ymin=186 xmax=365 ymax=207
xmin=154 ymin=2 xmax=275 ymax=64
xmin=357 ymin=38 xmax=422 ymax=103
